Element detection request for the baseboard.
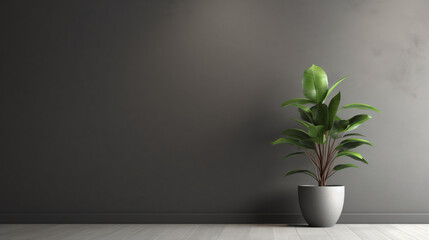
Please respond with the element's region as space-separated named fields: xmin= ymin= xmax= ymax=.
xmin=1 ymin=212 xmax=429 ymax=224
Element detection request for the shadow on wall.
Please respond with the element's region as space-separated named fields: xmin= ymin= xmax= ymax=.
xmin=237 ymin=91 xmax=310 ymax=216
xmin=248 ymin=191 xmax=303 ymax=223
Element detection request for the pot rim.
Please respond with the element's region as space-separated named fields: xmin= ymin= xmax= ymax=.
xmin=298 ymin=185 xmax=344 ymax=188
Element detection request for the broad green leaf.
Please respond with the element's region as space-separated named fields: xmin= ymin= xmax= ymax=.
xmin=346 ymin=114 xmax=372 ymax=131
xmin=336 ymin=150 xmax=368 ymax=164
xmin=282 ymin=129 xmax=310 ymax=140
xmin=291 ymin=118 xmax=312 ymax=128
xmin=298 ymin=108 xmax=313 ymax=123
xmin=336 ymin=138 xmax=373 ymax=150
xmin=299 ymin=139 xmax=316 ymax=149
xmin=308 ymin=125 xmax=325 ymax=143
xmin=333 ymin=164 xmax=358 ymax=171
xmin=327 ymin=92 xmax=341 ymax=130
xmin=330 ymin=119 xmax=349 ymax=138
xmin=302 ymin=64 xmax=329 ymax=103
xmin=337 ymin=142 xmax=368 ymax=151
xmin=344 ymin=133 xmax=365 ymax=137
xmin=335 ymin=120 xmax=349 ymax=131
xmin=342 ymin=103 xmax=380 ymax=112
xmin=323 ymin=75 xmax=349 ymax=103
xmin=310 ymin=104 xmax=328 ymax=126
xmin=281 ymin=98 xmax=314 ymax=107
xmin=283 ymin=152 xmax=305 ymax=160
xmin=338 ymin=138 xmax=373 ymax=146
xmin=286 ymin=169 xmax=317 ymax=180
xmin=290 ymin=103 xmax=311 ymax=112
xmin=272 ymin=137 xmax=298 ymax=146
xmin=272 ymin=137 xmax=314 ymax=149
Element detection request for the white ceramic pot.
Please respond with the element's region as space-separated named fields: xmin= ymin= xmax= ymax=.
xmin=298 ymin=185 xmax=345 ymax=227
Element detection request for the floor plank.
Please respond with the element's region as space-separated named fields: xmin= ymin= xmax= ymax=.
xmin=1 ymin=224 xmax=429 ymax=240
xmin=416 ymin=224 xmax=429 ymax=231
xmin=0 ymin=225 xmax=32 ymax=236
xmin=391 ymin=224 xmax=429 ymax=240
xmin=372 ymin=224 xmax=415 ymax=240
xmin=30 ymin=224 xmax=93 ymax=240
xmin=272 ymin=225 xmax=300 ymax=240
xmin=53 ymin=224 xmax=122 ymax=240
xmin=324 ymin=224 xmax=361 ymax=240
xmin=346 ymin=224 xmax=391 ymax=240
xmin=187 ymin=224 xmax=225 ymax=240
xmin=216 ymin=224 xmax=251 ymax=240
xmin=296 ymin=226 xmax=332 ymax=240
xmin=124 ymin=224 xmax=167 ymax=240
xmin=131 ymin=224 xmax=197 ymax=240
xmin=92 ymin=224 xmax=147 ymax=240
xmin=245 ymin=225 xmax=275 ymax=240
xmin=0 ymin=224 xmax=58 ymax=240
xmin=7 ymin=224 xmax=64 ymax=240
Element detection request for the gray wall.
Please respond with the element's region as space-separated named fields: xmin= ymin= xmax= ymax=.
xmin=1 ymin=0 xmax=429 ymax=223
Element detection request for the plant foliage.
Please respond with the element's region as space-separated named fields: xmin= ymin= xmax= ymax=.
xmin=272 ymin=65 xmax=379 ymax=186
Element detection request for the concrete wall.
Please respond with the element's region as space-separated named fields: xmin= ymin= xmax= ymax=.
xmin=1 ymin=0 xmax=429 ymax=223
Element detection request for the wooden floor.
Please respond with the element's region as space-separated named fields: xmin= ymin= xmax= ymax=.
xmin=1 ymin=224 xmax=429 ymax=240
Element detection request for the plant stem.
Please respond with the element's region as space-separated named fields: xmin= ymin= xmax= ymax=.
xmin=303 ymin=150 xmax=320 ymax=182
xmin=325 ymin=133 xmax=345 ymax=177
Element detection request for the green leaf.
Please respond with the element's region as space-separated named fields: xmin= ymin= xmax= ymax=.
xmin=330 ymin=119 xmax=349 ymax=138
xmin=344 ymin=133 xmax=365 ymax=137
xmin=286 ymin=169 xmax=317 ymax=180
xmin=272 ymin=137 xmax=298 ymax=146
xmin=327 ymin=92 xmax=341 ymax=130
xmin=310 ymin=104 xmax=328 ymax=126
xmin=291 ymin=118 xmax=312 ymax=128
xmin=298 ymin=108 xmax=313 ymax=123
xmin=283 ymin=152 xmax=305 ymax=160
xmin=342 ymin=103 xmax=380 ymax=112
xmin=337 ymin=142 xmax=368 ymax=151
xmin=282 ymin=129 xmax=310 ymax=140
xmin=333 ymin=164 xmax=358 ymax=171
xmin=336 ymin=150 xmax=368 ymax=164
xmin=302 ymin=64 xmax=329 ymax=103
xmin=308 ymin=125 xmax=325 ymax=144
xmin=338 ymin=138 xmax=373 ymax=146
xmin=323 ymin=75 xmax=349 ymax=103
xmin=281 ymin=98 xmax=314 ymax=107
xmin=334 ymin=120 xmax=349 ymax=131
xmin=336 ymin=138 xmax=373 ymax=150
xmin=299 ymin=139 xmax=316 ymax=149
xmin=290 ymin=103 xmax=311 ymax=112
xmin=272 ymin=137 xmax=315 ymax=149
xmin=346 ymin=114 xmax=372 ymax=131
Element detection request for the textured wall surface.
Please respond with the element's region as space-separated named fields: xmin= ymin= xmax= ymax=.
xmin=1 ymin=0 xmax=429 ymax=223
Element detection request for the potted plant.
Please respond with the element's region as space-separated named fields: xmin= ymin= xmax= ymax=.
xmin=272 ymin=64 xmax=379 ymax=227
